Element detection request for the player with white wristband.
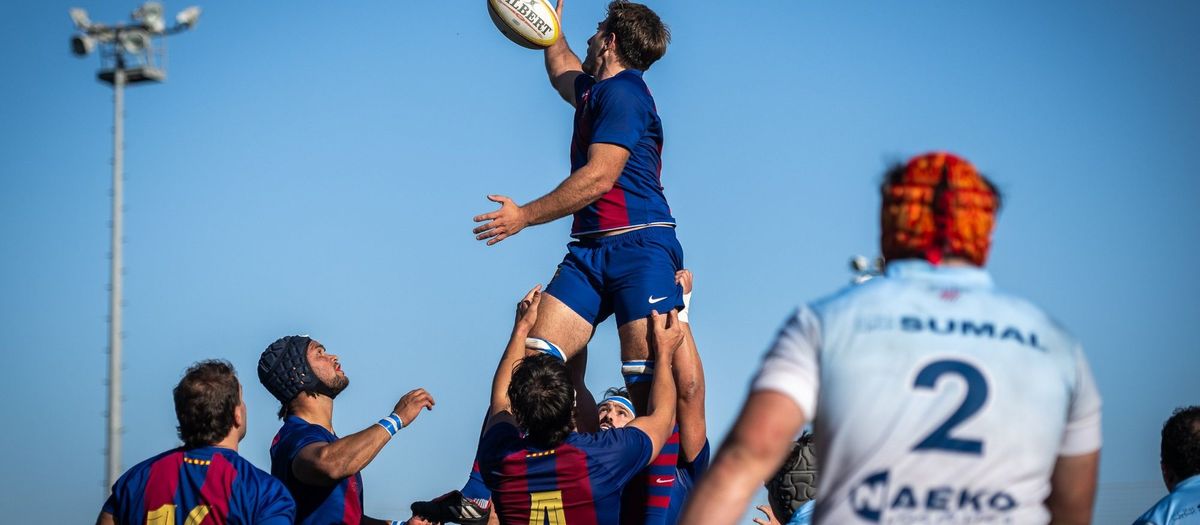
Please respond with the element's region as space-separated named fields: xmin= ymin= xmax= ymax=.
xmin=259 ymin=336 xmax=436 ymax=525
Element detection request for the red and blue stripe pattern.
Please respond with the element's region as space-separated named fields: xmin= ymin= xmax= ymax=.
xmin=103 ymin=446 xmax=294 ymax=524
xmin=479 ymin=423 xmax=652 ymax=525
xmin=569 ymin=70 xmax=674 ymax=237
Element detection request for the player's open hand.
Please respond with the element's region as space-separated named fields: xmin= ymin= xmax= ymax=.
xmin=752 ymin=505 xmax=782 ymax=525
xmin=473 ymin=195 xmax=529 ymax=246
xmin=515 ymin=284 xmax=542 ymax=332
xmin=393 ymin=388 xmax=435 ymax=428
xmin=649 ymin=309 xmax=684 ymax=359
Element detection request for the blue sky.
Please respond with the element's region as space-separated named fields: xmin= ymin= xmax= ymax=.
xmin=1 ymin=1 xmax=1197 ymax=522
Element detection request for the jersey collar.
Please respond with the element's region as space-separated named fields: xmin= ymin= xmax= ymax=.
xmin=884 ymin=259 xmax=994 ymax=289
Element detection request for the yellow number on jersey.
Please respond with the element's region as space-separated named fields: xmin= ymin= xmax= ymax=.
xmin=528 ymin=490 xmax=567 ymax=525
xmin=146 ymin=504 xmax=210 ymax=525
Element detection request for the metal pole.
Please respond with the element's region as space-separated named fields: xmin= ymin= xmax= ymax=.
xmin=106 ymin=66 xmax=125 ymax=492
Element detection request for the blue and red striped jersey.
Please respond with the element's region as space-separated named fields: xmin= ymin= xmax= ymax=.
xmin=102 ymin=446 xmax=294 ymax=525
xmin=270 ymin=416 xmax=365 ymax=525
xmin=478 ymin=422 xmax=653 ymax=525
xmin=619 ymin=430 xmax=710 ymax=525
xmin=570 ymin=70 xmax=674 ymax=236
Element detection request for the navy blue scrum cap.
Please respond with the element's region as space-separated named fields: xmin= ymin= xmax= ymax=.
xmin=257 ymin=335 xmax=320 ymax=404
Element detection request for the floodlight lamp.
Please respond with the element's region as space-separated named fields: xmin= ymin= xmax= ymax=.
xmin=119 ymin=29 xmax=151 ymax=53
xmin=175 ymin=6 xmax=201 ymax=29
xmin=133 ymin=1 xmax=165 ymax=33
xmin=71 ymin=33 xmax=95 ymax=56
xmin=69 ymin=8 xmax=92 ymax=30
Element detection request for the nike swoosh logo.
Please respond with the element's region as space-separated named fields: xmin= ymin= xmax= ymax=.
xmin=655 ymin=477 xmax=676 ymax=484
xmin=648 ymin=296 xmax=668 ymax=304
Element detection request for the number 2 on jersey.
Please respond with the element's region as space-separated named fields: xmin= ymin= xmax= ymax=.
xmin=912 ymin=359 xmax=989 ymax=455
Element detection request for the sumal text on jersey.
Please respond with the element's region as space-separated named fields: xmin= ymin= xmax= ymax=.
xmin=853 ymin=315 xmax=1046 ymax=351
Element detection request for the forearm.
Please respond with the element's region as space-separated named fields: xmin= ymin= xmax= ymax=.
xmin=674 ymin=323 xmax=707 ymax=461
xmin=680 ymin=443 xmax=771 ymax=525
xmin=522 ymin=163 xmax=614 ymax=226
xmin=309 ymin=426 xmax=392 ymax=481
xmin=641 ymin=350 xmax=678 ymax=452
xmin=490 ymin=324 xmax=533 ymax=416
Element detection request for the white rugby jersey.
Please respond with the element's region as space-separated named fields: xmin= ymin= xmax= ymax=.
xmin=753 ymin=260 xmax=1102 ymax=525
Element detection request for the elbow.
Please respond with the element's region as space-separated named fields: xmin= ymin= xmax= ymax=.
xmin=312 ymin=450 xmax=354 ymax=481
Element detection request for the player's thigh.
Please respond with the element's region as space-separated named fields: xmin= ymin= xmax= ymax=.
xmin=530 ymin=292 xmax=595 ymax=361
xmin=616 ymin=317 xmax=651 ymax=362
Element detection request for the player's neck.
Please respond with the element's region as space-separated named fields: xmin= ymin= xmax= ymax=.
xmin=596 ymin=61 xmax=627 ymax=82
xmin=290 ymin=395 xmax=335 ymax=433
xmin=210 ymin=431 xmax=240 ymax=452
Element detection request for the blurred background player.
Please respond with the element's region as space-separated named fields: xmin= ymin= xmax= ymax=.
xmin=473 ymin=285 xmax=681 ymax=525
xmin=1134 ymin=405 xmax=1200 ymax=525
xmin=98 ymin=360 xmax=295 ymax=525
xmin=753 ymin=433 xmax=819 ymax=525
xmin=471 ymin=0 xmax=679 ymax=421
xmin=258 ymin=335 xmax=435 ymax=525
xmin=682 ymin=152 xmax=1103 ymax=524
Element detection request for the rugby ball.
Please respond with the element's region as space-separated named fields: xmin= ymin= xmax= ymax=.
xmin=487 ymin=0 xmax=561 ymax=49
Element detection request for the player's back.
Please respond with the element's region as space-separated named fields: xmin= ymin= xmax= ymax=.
xmin=103 ymin=446 xmax=295 ymax=525
xmin=478 ymin=422 xmax=653 ymax=525
xmin=756 ymin=260 xmax=1101 ymax=524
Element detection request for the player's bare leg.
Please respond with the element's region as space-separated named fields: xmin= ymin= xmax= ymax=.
xmin=617 ymin=318 xmax=653 ymax=414
xmin=529 ymin=292 xmax=599 ymax=430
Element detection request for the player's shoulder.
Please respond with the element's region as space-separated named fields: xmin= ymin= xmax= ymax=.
xmin=116 ymin=447 xmax=185 ymax=487
xmin=592 ymin=70 xmax=651 ymax=101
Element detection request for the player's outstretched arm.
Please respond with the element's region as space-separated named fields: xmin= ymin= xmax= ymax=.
xmin=292 ymin=389 xmax=435 ymax=485
xmin=680 ymin=391 xmax=807 ymax=525
xmin=472 ymin=144 xmax=628 ymax=246
xmin=1045 ymin=451 xmax=1099 ymax=525
xmin=674 ymin=270 xmax=708 ymax=462
xmin=487 ymin=285 xmax=542 ymax=424
xmin=544 ymin=0 xmax=583 ymax=105
xmin=95 ymin=511 xmax=114 ymax=525
xmin=627 ymin=309 xmax=682 ymax=463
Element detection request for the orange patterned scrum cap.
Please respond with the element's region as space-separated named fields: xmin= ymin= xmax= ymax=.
xmin=880 ymin=152 xmax=998 ymax=266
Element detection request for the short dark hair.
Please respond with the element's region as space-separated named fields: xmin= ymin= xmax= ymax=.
xmin=509 ymin=354 xmax=575 ymax=448
xmin=603 ymin=386 xmax=630 ymax=399
xmin=603 ymin=1 xmax=670 ymax=71
xmin=174 ymin=360 xmax=241 ymax=449
xmin=1161 ymin=405 xmax=1200 ymax=482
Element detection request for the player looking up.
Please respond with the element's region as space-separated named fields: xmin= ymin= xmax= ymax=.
xmin=258 ymin=336 xmax=435 ymax=525
xmin=472 ymin=0 xmax=679 ymax=420
xmin=681 ymin=152 xmax=1103 ymax=525
xmin=1135 ymin=405 xmax=1200 ymax=525
xmin=98 ymin=360 xmax=295 ymax=525
xmin=475 ymin=285 xmax=682 ymax=525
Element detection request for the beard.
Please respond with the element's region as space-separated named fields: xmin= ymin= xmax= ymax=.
xmin=320 ymin=374 xmax=350 ymax=398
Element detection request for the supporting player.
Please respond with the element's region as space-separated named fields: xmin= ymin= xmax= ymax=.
xmin=681 ymin=152 xmax=1103 ymax=524
xmin=98 ymin=360 xmax=295 ymax=525
xmin=471 ymin=0 xmax=678 ymax=420
xmin=475 ymin=285 xmax=681 ymax=525
xmin=1135 ymin=405 xmax=1200 ymax=525
xmin=258 ymin=336 xmax=435 ymax=525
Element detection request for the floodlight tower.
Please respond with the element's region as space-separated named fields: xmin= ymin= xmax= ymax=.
xmin=69 ymin=1 xmax=200 ymax=492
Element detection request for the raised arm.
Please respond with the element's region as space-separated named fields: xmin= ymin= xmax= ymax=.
xmin=673 ymin=270 xmax=707 ymax=462
xmin=545 ymin=0 xmax=584 ymax=105
xmin=626 ymin=309 xmax=682 ymax=463
xmin=679 ymin=391 xmax=807 ymax=525
xmin=292 ymin=389 xmax=435 ymax=485
xmin=487 ymin=285 xmax=543 ymax=425
xmin=473 ymin=143 xmax=628 ymax=245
